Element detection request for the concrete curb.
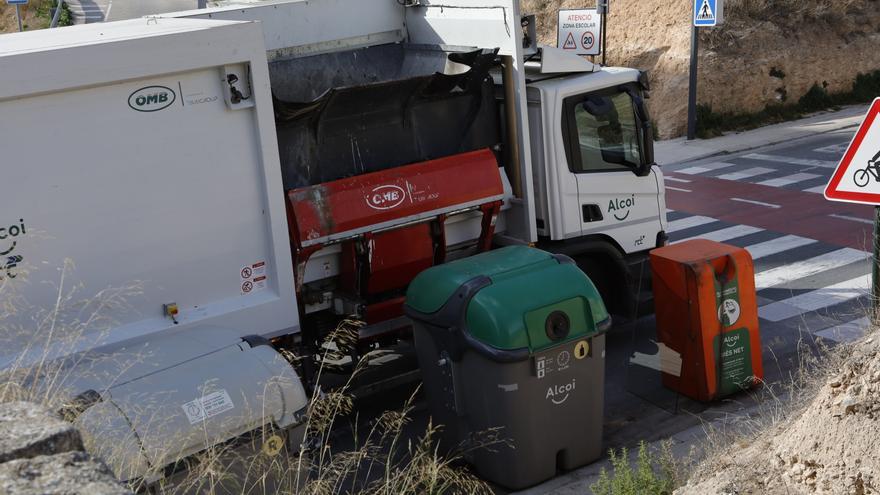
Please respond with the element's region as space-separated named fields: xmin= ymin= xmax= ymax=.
xmin=655 ymin=104 xmax=869 ymax=166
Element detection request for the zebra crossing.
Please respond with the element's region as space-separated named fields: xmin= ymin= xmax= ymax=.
xmin=670 ymin=155 xmax=833 ymax=194
xmin=666 ymin=136 xmax=853 ymax=195
xmin=667 ymin=209 xmax=872 ymax=343
xmin=65 ymin=0 xmax=112 ymax=23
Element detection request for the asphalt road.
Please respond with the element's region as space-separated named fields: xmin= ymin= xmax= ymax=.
xmin=508 ymin=126 xmax=871 ymax=494
xmin=65 ymin=0 xmax=198 ymax=23
xmin=318 ymin=127 xmax=873 ymax=494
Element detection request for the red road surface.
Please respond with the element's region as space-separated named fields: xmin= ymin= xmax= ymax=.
xmin=666 ymin=173 xmax=874 ymax=251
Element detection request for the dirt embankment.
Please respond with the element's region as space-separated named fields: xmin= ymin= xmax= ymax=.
xmin=678 ymin=331 xmax=880 ymax=494
xmin=523 ymin=0 xmax=880 ymax=139
xmin=1 ymin=1 xmax=53 ymax=33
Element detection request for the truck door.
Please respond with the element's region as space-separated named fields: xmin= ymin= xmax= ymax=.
xmin=561 ymin=84 xmax=663 ymax=254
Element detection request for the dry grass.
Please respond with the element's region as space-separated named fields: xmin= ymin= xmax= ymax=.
xmin=684 ymin=327 xmax=853 ymax=483
xmin=0 ymin=269 xmax=492 ymax=494
xmin=725 ymin=0 xmax=863 ymax=21
xmin=703 ymin=0 xmax=873 ymax=52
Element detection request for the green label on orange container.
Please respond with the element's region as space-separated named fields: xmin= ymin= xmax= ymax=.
xmin=713 ymin=327 xmax=752 ymax=396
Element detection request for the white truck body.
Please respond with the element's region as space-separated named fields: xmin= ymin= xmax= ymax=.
xmin=0 ymin=0 xmax=665 ymax=484
xmin=0 ymin=19 xmax=297 ymax=366
xmin=0 ymin=0 xmax=668 ymax=366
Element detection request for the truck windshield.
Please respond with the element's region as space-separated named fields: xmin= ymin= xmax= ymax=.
xmin=571 ymin=91 xmax=642 ymax=172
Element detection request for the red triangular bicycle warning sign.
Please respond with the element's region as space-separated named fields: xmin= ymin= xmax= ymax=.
xmin=825 ymin=98 xmax=880 ymax=205
xmin=562 ymin=32 xmax=577 ymax=50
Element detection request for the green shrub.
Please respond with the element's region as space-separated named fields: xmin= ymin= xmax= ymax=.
xmin=851 ymin=70 xmax=880 ymax=103
xmin=695 ymin=104 xmax=724 ymax=139
xmin=695 ymin=70 xmax=880 ymax=138
xmin=590 ymin=441 xmax=678 ymax=495
xmin=797 ymin=83 xmax=833 ymax=113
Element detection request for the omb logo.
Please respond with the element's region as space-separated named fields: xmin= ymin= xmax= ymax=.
xmin=128 ymin=86 xmax=176 ymax=112
xmin=366 ymin=185 xmax=406 ymax=210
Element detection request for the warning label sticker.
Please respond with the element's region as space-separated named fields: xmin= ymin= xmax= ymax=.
xmin=182 ymin=389 xmax=235 ymax=424
xmin=240 ymin=260 xmax=268 ymax=294
xmin=714 ymin=328 xmax=753 ymax=396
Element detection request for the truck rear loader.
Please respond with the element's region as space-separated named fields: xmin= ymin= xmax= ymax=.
xmin=0 ymin=0 xmax=666 ymax=488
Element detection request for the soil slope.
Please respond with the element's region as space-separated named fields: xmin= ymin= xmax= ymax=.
xmin=677 ymin=331 xmax=880 ymax=494
xmin=1 ymin=1 xmax=52 ymax=33
xmin=523 ymin=0 xmax=880 ymax=138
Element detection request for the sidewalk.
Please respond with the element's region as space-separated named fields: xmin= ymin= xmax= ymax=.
xmin=655 ymin=104 xmax=870 ymax=166
xmin=514 ymin=418 xmax=709 ymax=495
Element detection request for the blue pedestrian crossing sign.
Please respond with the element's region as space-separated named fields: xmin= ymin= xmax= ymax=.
xmin=6 ymin=0 xmax=29 ymax=4
xmin=694 ymin=0 xmax=723 ymax=26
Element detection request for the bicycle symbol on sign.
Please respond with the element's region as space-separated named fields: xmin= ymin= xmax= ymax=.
xmin=853 ymin=150 xmax=880 ymax=187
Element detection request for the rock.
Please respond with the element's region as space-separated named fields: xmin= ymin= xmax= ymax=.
xmin=0 ymin=451 xmax=131 ymax=495
xmin=0 ymin=401 xmax=83 ymax=463
xmin=841 ymin=396 xmax=861 ymax=414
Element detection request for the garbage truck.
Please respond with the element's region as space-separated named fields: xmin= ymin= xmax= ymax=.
xmin=0 ymin=0 xmax=666 ymax=487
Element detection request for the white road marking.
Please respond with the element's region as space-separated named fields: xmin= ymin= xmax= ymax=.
xmin=678 ymin=224 xmax=764 ymax=243
xmin=803 ymin=185 xmax=827 ymax=194
xmin=717 ymin=167 xmax=776 ymax=181
xmin=629 ymin=343 xmax=682 ymax=376
xmin=757 ymin=173 xmax=822 ymax=187
xmin=666 ymin=186 xmax=692 ymax=193
xmin=754 ymin=248 xmax=867 ymax=289
xmin=746 ymin=235 xmax=817 ymax=260
xmin=730 ymin=197 xmax=781 ymax=209
xmin=742 ymin=153 xmax=838 ymax=168
xmin=813 ymin=143 xmax=849 ymax=155
xmin=675 ymin=162 xmax=737 ymax=175
xmin=814 ymin=316 xmax=871 ymax=343
xmin=829 ymin=214 xmax=873 ymax=225
xmin=666 ymin=215 xmax=716 ymax=233
xmin=759 ymin=275 xmax=870 ymax=322
xmin=665 ymin=177 xmax=692 ymax=183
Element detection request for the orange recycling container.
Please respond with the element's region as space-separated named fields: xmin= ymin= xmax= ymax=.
xmin=650 ymin=239 xmax=763 ymax=402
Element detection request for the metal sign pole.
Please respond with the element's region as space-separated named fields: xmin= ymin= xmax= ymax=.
xmin=874 ymin=206 xmax=880 ymax=315
xmin=601 ymin=11 xmax=607 ymax=66
xmin=15 ymin=4 xmax=22 ymax=32
xmin=686 ymin=24 xmax=699 ymax=140
xmin=596 ymin=1 xmax=609 ymax=66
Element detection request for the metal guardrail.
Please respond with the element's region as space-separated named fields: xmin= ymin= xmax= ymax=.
xmin=49 ymin=0 xmax=63 ymax=27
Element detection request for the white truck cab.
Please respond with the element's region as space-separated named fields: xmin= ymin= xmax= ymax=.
xmin=520 ymin=52 xmax=667 ymax=318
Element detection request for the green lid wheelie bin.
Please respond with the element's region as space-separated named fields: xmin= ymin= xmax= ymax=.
xmin=404 ymin=246 xmax=611 ymax=490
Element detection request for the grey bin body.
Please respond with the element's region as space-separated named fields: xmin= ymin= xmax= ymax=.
xmin=405 ymin=247 xmax=610 ymax=490
xmin=414 ymin=330 xmax=605 ymax=490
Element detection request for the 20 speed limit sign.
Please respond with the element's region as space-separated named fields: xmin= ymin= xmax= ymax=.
xmin=581 ymin=31 xmax=596 ymax=50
